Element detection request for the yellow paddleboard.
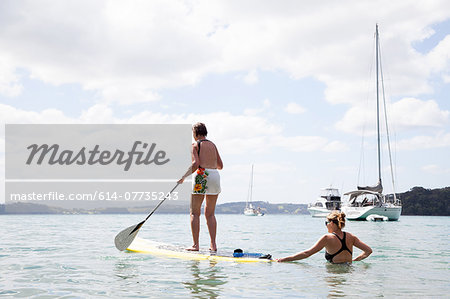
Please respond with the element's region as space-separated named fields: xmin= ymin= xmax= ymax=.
xmin=127 ymin=238 xmax=272 ymax=263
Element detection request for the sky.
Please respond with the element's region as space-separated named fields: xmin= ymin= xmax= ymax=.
xmin=0 ymin=0 xmax=449 ymax=204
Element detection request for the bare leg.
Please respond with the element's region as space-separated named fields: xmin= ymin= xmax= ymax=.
xmin=187 ymin=194 xmax=204 ymax=251
xmin=205 ymin=194 xmax=218 ymax=251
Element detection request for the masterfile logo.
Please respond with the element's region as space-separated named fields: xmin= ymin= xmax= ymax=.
xmin=5 ymin=124 xmax=191 ymax=208
xmin=6 ymin=124 xmax=190 ymax=179
xmin=26 ymin=141 xmax=170 ymax=171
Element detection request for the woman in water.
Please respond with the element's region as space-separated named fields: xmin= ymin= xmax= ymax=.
xmin=178 ymin=123 xmax=223 ymax=252
xmin=277 ymin=211 xmax=372 ymax=263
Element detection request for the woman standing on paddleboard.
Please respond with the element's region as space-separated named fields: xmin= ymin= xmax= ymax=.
xmin=277 ymin=211 xmax=372 ymax=263
xmin=178 ymin=123 xmax=223 ymax=252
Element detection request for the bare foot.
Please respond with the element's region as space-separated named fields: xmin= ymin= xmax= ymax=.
xmin=185 ymin=245 xmax=199 ymax=251
xmin=209 ymin=244 xmax=217 ymax=252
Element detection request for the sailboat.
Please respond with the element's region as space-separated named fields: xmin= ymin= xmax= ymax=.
xmin=244 ymin=165 xmax=264 ymax=216
xmin=341 ymin=24 xmax=402 ymax=221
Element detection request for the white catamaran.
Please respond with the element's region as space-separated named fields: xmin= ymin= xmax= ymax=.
xmin=341 ymin=24 xmax=402 ymax=221
xmin=244 ymin=165 xmax=264 ymax=216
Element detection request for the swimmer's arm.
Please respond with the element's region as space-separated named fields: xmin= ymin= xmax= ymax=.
xmin=352 ymin=236 xmax=372 ymax=261
xmin=276 ymin=235 xmax=327 ymax=262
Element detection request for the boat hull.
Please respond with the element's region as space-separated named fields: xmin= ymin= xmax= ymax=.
xmin=244 ymin=211 xmax=258 ymax=216
xmin=307 ymin=207 xmax=333 ymax=218
xmin=341 ymin=205 xmax=401 ymax=221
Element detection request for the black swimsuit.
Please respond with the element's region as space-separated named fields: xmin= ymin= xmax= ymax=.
xmin=325 ymin=232 xmax=352 ymax=263
xmin=196 ymin=139 xmax=209 ymax=169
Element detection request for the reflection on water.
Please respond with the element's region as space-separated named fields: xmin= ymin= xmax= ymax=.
xmin=183 ymin=260 xmax=227 ymax=298
xmin=324 ymin=263 xmax=353 ymax=298
xmin=325 ymin=263 xmax=354 ymax=275
xmin=114 ymin=257 xmax=142 ymax=280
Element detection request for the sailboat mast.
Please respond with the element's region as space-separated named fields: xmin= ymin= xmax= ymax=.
xmin=249 ymin=164 xmax=254 ymax=203
xmin=376 ymin=24 xmax=382 ymax=184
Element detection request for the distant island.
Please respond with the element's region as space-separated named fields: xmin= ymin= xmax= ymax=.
xmin=0 ymin=200 xmax=308 ymax=215
xmin=1 ymin=186 xmax=449 ymax=216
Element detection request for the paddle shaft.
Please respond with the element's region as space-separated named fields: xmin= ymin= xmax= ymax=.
xmin=114 ymin=182 xmax=181 ymax=251
xmin=144 ymin=183 xmax=179 ymax=222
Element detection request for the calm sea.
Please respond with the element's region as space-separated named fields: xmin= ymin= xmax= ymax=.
xmin=0 ymin=214 xmax=448 ymax=298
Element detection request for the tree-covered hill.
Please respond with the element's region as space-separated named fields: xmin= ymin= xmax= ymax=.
xmin=399 ymin=186 xmax=450 ymax=216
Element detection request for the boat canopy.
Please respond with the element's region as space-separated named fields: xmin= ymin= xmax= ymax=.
xmin=344 ymin=190 xmax=382 ymax=204
xmin=357 ymin=179 xmax=383 ymax=193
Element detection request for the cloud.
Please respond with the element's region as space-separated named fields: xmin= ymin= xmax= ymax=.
xmin=0 ymin=104 xmax=73 ymax=127
xmin=0 ymin=1 xmax=449 ymax=106
xmin=426 ymin=35 xmax=450 ymax=74
xmin=0 ymin=102 xmax=346 ymax=155
xmin=284 ymin=102 xmax=306 ymax=114
xmin=390 ymin=98 xmax=449 ymax=129
xmin=422 ymin=164 xmax=450 ymax=174
xmin=0 ymin=55 xmax=22 ymax=97
xmin=335 ymin=97 xmax=449 ymax=135
xmin=243 ymin=99 xmax=271 ymax=116
xmin=242 ymin=70 xmax=259 ymax=85
xmin=443 ymin=74 xmax=450 ymax=83
xmin=272 ymin=136 xmax=347 ymax=152
xmin=396 ymin=132 xmax=450 ymax=150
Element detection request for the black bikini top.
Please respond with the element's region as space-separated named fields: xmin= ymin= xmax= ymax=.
xmin=196 ymin=139 xmax=210 ymax=156
xmin=196 ymin=139 xmax=213 ymax=169
xmin=325 ymin=232 xmax=352 ymax=262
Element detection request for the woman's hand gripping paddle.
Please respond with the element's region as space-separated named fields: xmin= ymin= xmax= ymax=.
xmin=114 ymin=183 xmax=180 ymax=251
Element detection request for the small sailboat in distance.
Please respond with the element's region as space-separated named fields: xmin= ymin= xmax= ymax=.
xmin=244 ymin=165 xmax=264 ymax=216
xmin=341 ymin=24 xmax=402 ymax=221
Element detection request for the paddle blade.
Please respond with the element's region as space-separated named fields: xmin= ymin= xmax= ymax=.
xmin=114 ymin=221 xmax=145 ymax=251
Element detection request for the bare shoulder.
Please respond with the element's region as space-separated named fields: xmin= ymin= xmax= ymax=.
xmin=323 ymin=233 xmax=334 ymax=240
xmin=318 ymin=233 xmax=334 ymax=246
xmin=344 ymin=231 xmax=359 ymax=243
xmin=345 ymin=231 xmax=356 ymax=238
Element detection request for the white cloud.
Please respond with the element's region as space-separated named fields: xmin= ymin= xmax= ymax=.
xmin=323 ymin=141 xmax=349 ymax=152
xmin=390 ymin=98 xmax=449 ymax=129
xmin=397 ymin=132 xmax=450 ymax=150
xmin=0 ymin=1 xmax=449 ymax=105
xmin=0 ymin=103 xmax=346 ymax=155
xmin=80 ymin=104 xmax=115 ymax=123
xmin=426 ymin=35 xmax=450 ymax=73
xmin=443 ymin=73 xmax=450 ymax=83
xmin=335 ymin=97 xmax=449 ymax=134
xmin=422 ymin=164 xmax=450 ymax=174
xmin=272 ymin=136 xmax=347 ymax=152
xmin=99 ymin=83 xmax=161 ymax=105
xmin=243 ymin=99 xmax=271 ymax=116
xmin=0 ymin=55 xmax=22 ymax=97
xmin=284 ymin=102 xmax=306 ymax=114
xmin=242 ymin=70 xmax=259 ymax=85
xmin=0 ymin=104 xmax=73 ymax=127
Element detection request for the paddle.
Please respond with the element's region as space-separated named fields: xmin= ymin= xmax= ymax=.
xmin=114 ymin=183 xmax=180 ymax=251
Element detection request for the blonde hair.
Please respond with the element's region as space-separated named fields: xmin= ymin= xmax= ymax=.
xmin=327 ymin=211 xmax=346 ymax=229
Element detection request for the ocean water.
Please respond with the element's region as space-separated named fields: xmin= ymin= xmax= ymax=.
xmin=0 ymin=214 xmax=448 ymax=298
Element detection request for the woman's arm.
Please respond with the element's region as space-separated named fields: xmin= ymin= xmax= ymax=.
xmin=216 ymin=147 xmax=223 ymax=170
xmin=277 ymin=235 xmax=327 ymax=262
xmin=352 ymin=236 xmax=372 ymax=261
xmin=178 ymin=143 xmax=200 ymax=183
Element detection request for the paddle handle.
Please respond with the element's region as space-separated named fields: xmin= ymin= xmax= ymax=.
xmin=144 ymin=183 xmax=180 ymax=222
